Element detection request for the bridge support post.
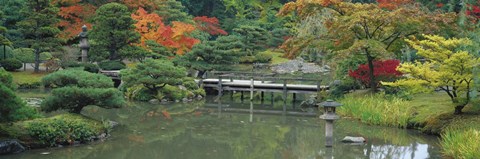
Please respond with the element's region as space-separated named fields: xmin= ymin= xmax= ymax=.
xmin=217 ymin=76 xmax=223 ymax=98
xmin=250 ymin=77 xmax=254 ymax=101
xmin=283 ymin=79 xmax=287 ymax=112
xmin=241 ymin=91 xmax=244 ymax=103
xmin=293 ymin=93 xmax=296 ymax=109
xmin=271 ymin=92 xmax=274 ymax=107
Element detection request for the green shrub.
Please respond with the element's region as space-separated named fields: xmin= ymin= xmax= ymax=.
xmin=329 ymin=78 xmax=361 ymax=98
xmin=239 ymin=56 xmax=256 ymax=63
xmin=42 ymin=86 xmax=124 ymax=113
xmin=17 ymin=82 xmax=42 ymax=89
xmin=83 ymin=63 xmax=100 ymax=73
xmin=441 ymin=128 xmax=480 ymax=159
xmin=192 ymin=89 xmax=206 ymax=97
xmin=132 ymin=88 xmax=155 ymax=101
xmin=0 ymin=58 xmax=22 ymax=71
xmin=161 ymin=85 xmax=187 ymax=101
xmin=98 ymin=61 xmax=126 ymax=70
xmin=61 ymin=60 xmax=82 ymax=69
xmin=42 ymin=69 xmax=113 ymax=88
xmin=0 ymin=69 xmax=40 ymax=122
xmin=0 ymin=68 xmax=15 ymax=89
xmin=254 ymin=52 xmax=273 ymax=63
xmin=41 ymin=69 xmax=124 ymax=113
xmin=182 ymin=78 xmax=199 ymax=90
xmin=26 ymin=114 xmax=99 ymax=146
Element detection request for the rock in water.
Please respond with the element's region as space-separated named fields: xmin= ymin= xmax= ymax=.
xmin=341 ymin=136 xmax=366 ymax=143
xmin=149 ymin=99 xmax=160 ymax=104
xmin=0 ymin=140 xmax=26 ymax=154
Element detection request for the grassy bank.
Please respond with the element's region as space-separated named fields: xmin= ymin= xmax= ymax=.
xmin=337 ymin=91 xmax=480 ymax=158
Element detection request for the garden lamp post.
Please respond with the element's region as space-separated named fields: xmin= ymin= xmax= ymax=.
xmin=318 ymin=99 xmax=342 ymax=147
xmin=79 ymin=25 xmax=89 ymax=63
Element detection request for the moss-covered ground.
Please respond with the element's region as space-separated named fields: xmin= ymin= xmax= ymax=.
xmin=10 ymin=71 xmax=48 ymax=85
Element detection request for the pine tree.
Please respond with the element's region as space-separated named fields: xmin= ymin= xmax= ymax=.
xmin=89 ymin=3 xmax=139 ymax=61
xmin=16 ymin=0 xmax=62 ymax=72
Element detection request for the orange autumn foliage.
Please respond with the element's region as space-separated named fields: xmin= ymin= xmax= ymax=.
xmin=377 ymin=0 xmax=413 ymax=10
xmin=131 ymin=7 xmax=200 ymax=55
xmin=52 ymin=0 xmax=96 ymax=40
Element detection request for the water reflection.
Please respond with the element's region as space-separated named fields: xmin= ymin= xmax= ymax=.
xmin=4 ymin=97 xmax=441 ymax=159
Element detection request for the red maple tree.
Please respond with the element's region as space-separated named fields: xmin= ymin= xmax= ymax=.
xmin=131 ymin=7 xmax=200 ymax=55
xmin=348 ymin=59 xmax=402 ymax=87
xmin=193 ymin=16 xmax=227 ymax=36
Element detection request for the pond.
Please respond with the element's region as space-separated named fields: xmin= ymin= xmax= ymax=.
xmin=5 ymin=93 xmax=442 ymax=159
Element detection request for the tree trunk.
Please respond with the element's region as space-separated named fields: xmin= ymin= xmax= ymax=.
xmin=454 ymin=105 xmax=465 ymax=115
xmin=365 ymin=50 xmax=377 ymax=92
xmin=34 ymin=49 xmax=40 ymax=73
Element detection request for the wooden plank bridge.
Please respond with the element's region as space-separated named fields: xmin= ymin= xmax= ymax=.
xmin=199 ymin=71 xmax=329 ymax=103
xmin=99 ymin=70 xmax=329 ymax=102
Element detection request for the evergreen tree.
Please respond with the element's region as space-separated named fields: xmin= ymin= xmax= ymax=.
xmin=89 ymin=3 xmax=139 ymax=61
xmin=175 ymin=35 xmax=244 ymax=77
xmin=233 ymin=25 xmax=268 ymax=56
xmin=156 ymin=0 xmax=193 ymax=25
xmin=16 ymin=0 xmax=62 ymax=73
xmin=0 ymin=0 xmax=27 ymax=46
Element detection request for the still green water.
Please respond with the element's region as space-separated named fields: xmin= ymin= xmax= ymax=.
xmin=6 ymin=93 xmax=441 ymax=159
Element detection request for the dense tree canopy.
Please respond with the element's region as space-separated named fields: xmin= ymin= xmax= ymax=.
xmin=90 ymin=3 xmax=139 ymax=61
xmin=16 ymin=0 xmax=62 ymax=72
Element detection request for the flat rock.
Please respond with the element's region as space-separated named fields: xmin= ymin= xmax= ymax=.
xmin=0 ymin=140 xmax=26 ymax=155
xmin=341 ymin=136 xmax=366 ymax=143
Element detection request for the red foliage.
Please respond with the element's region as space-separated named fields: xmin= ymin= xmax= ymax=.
xmin=193 ymin=16 xmax=227 ymax=35
xmin=377 ymin=0 xmax=412 ymax=10
xmin=348 ymin=59 xmax=402 ymax=87
xmin=131 ymin=7 xmax=200 ymax=55
xmin=466 ymin=4 xmax=480 ymax=19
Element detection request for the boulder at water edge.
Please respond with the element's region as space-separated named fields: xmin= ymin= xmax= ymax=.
xmin=341 ymin=136 xmax=366 ymax=143
xmin=0 ymin=140 xmax=26 ymax=155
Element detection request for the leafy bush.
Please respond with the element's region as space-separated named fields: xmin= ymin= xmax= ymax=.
xmin=132 ymin=88 xmax=155 ymax=101
xmin=61 ymin=60 xmax=82 ymax=69
xmin=0 ymin=68 xmax=15 ymax=89
xmin=42 ymin=87 xmax=124 ymax=113
xmin=83 ymin=63 xmax=100 ymax=73
xmin=0 ymin=69 xmax=40 ymax=122
xmin=41 ymin=69 xmax=124 ymax=113
xmin=0 ymin=58 xmax=22 ymax=71
xmin=239 ymin=56 xmax=256 ymax=63
xmin=26 ymin=114 xmax=99 ymax=146
xmin=42 ymin=69 xmax=113 ymax=88
xmin=329 ymin=78 xmax=361 ymax=98
xmin=348 ymin=59 xmax=402 ymax=88
xmin=182 ymin=78 xmax=199 ymax=90
xmin=161 ymin=85 xmax=187 ymax=101
xmin=98 ymin=61 xmax=126 ymax=70
xmin=254 ymin=52 xmax=273 ymax=63
xmin=17 ymin=82 xmax=42 ymax=89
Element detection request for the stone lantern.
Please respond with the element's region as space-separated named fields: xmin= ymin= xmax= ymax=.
xmin=318 ymin=99 xmax=342 ymax=147
xmin=79 ymin=25 xmax=89 ymax=63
